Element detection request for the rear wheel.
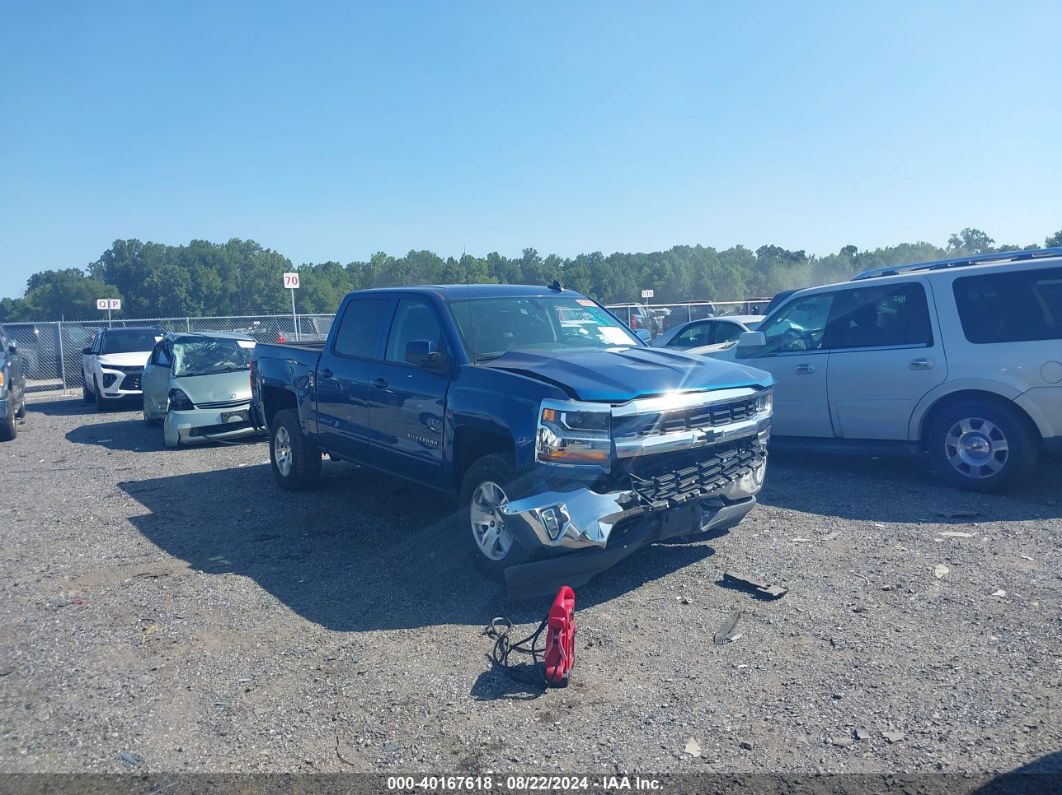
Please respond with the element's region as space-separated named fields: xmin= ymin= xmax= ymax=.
xmin=82 ymin=380 xmax=91 ymax=403
xmin=928 ymin=401 xmax=1038 ymax=493
xmin=269 ymin=409 xmax=321 ymax=490
xmin=459 ymin=453 xmax=533 ymax=578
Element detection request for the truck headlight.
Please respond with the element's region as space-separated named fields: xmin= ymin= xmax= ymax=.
xmin=536 ymin=399 xmax=611 ymax=469
xmin=755 ymin=389 xmax=773 ymax=415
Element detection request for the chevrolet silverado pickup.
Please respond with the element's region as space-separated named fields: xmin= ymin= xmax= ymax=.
xmin=251 ymin=284 xmax=773 ymax=596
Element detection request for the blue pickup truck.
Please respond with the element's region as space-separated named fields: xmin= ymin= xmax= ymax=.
xmin=0 ymin=323 xmax=27 ymax=442
xmin=251 ymin=284 xmax=773 ymax=596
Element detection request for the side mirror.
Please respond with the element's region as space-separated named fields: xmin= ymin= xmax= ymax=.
xmin=735 ymin=331 xmax=766 ymax=359
xmin=634 ymin=329 xmax=652 ymax=343
xmin=405 ymin=339 xmax=445 ymax=368
xmin=82 ymin=346 xmax=92 ymax=355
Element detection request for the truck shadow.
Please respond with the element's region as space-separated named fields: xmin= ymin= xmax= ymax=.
xmin=118 ymin=464 xmax=717 ymax=632
xmin=761 ymin=449 xmax=1062 ymax=523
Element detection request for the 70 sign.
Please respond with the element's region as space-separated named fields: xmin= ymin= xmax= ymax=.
xmin=282 ymin=272 xmax=300 ymax=289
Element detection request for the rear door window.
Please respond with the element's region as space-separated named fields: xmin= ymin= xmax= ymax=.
xmin=332 ymin=298 xmax=393 ymax=359
xmin=827 ymin=282 xmax=933 ymax=349
xmin=953 ymin=267 xmax=1062 ymax=343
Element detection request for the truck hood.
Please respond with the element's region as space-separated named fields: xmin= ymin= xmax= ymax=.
xmin=479 ymin=347 xmax=771 ymax=403
xmin=97 ymin=351 xmax=152 ymax=368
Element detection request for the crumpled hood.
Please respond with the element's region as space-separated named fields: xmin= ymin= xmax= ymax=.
xmin=174 ymin=370 xmax=252 ymax=405
xmin=479 ymin=346 xmax=772 ymax=402
xmin=98 ymin=351 xmax=152 ymax=368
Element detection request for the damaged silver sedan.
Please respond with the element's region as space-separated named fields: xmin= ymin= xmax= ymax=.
xmin=142 ymin=332 xmax=262 ymax=448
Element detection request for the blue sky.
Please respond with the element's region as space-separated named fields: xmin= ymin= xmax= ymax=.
xmin=2 ymin=1 xmax=1060 ymax=299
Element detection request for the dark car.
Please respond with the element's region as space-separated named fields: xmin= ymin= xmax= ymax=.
xmin=251 ymin=284 xmax=774 ymax=597
xmin=0 ymin=323 xmax=27 ymax=441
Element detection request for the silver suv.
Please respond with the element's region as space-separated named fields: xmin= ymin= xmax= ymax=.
xmin=711 ymin=248 xmax=1062 ymax=492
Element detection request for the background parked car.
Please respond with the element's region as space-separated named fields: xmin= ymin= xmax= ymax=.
xmin=651 ymin=315 xmax=763 ymax=351
xmin=81 ymin=326 xmax=162 ymax=410
xmin=713 ymin=248 xmax=1062 ymax=492
xmin=0 ymin=323 xmax=27 ymax=441
xmin=142 ymin=332 xmax=258 ymax=447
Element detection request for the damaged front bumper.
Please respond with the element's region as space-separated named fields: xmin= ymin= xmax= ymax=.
xmin=500 ymin=453 xmax=767 ymax=599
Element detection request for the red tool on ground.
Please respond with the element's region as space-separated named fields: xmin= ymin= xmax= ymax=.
xmin=486 ymin=585 xmax=576 ymax=687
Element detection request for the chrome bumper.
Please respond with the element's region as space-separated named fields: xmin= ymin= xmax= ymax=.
xmin=501 ymin=456 xmax=767 ymax=552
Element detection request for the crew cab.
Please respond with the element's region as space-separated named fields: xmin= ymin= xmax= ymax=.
xmin=251 ymin=285 xmax=773 ymax=596
xmin=81 ymin=326 xmax=163 ymax=410
xmin=0 ymin=323 xmax=27 ymax=442
xmin=713 ymin=248 xmax=1062 ymax=492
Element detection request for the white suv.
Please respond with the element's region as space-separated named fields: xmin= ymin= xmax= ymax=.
xmin=82 ymin=326 xmax=163 ymax=410
xmin=710 ymin=248 xmax=1062 ymax=492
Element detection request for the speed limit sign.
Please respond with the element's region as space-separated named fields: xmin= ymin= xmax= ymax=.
xmin=283 ymin=272 xmax=300 ymax=289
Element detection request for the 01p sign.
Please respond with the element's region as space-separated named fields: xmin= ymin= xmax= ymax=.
xmin=283 ymin=272 xmax=300 ymax=289
xmin=96 ymin=298 xmax=121 ymax=310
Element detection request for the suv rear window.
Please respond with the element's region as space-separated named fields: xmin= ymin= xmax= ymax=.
xmin=953 ymin=267 xmax=1062 ymax=344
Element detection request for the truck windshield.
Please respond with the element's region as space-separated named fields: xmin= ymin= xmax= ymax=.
xmin=449 ymin=296 xmax=641 ymax=361
xmin=101 ymin=330 xmax=162 ymax=354
xmin=173 ymin=337 xmax=254 ymax=377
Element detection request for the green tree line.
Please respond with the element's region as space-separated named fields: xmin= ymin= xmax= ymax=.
xmin=2 ymin=227 xmax=1060 ymax=321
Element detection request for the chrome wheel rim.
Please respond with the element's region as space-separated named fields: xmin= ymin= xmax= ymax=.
xmin=469 ymin=480 xmax=514 ymax=561
xmin=274 ymin=426 xmax=293 ymax=477
xmin=944 ymin=417 xmax=1008 ymax=479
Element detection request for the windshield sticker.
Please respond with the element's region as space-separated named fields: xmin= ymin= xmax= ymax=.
xmin=576 ymin=299 xmax=595 ymax=306
xmin=598 ymin=326 xmax=633 ymax=345
xmin=236 ymin=340 xmax=255 ymax=348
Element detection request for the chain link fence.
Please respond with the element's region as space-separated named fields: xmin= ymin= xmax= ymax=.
xmin=7 ymin=298 xmax=767 ymax=393
xmin=2 ymin=314 xmax=335 ymax=393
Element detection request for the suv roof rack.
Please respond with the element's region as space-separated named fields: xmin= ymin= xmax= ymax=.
xmin=851 ymin=247 xmax=1062 ymax=281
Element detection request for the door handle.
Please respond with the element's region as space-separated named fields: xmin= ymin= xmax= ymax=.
xmin=320 ymin=368 xmax=333 ymax=379
xmin=371 ymin=378 xmax=388 ymax=390
xmin=909 ymin=357 xmax=934 ymax=370
xmin=794 ymin=364 xmax=815 ymax=375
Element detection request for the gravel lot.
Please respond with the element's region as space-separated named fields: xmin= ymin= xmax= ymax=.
xmin=1 ymin=396 xmax=1059 ymax=784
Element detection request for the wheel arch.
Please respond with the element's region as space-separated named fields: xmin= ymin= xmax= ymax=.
xmin=451 ymin=424 xmax=516 ymax=491
xmin=916 ymin=388 xmax=1043 ymax=449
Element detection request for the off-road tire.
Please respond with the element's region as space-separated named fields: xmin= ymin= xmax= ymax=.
xmin=928 ymin=400 xmax=1038 ymax=493
xmin=269 ymin=409 xmax=321 ymax=490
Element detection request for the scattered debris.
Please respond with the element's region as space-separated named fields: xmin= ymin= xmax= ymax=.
xmin=855 ymin=728 xmax=870 ymax=741
xmin=873 ymin=523 xmax=886 ymax=529
xmin=790 ymin=537 xmax=813 ymax=542
xmin=821 ymin=531 xmax=839 ymax=541
xmin=933 ymin=564 xmax=949 ymax=579
xmin=676 ymin=595 xmax=692 ymax=605
xmin=739 ymin=740 xmax=753 ymax=750
xmin=118 ymin=752 xmax=141 ymax=766
xmin=713 ymin=610 xmax=742 ymax=646
xmin=683 ymin=737 xmax=702 ymax=758
xmin=882 ymin=730 xmax=906 ymax=743
xmin=722 ymin=571 xmax=788 ymax=599
xmin=831 ymin=736 xmax=854 ymax=747
xmin=938 ymin=531 xmax=975 ymax=538
xmin=991 ymin=589 xmax=1007 ymax=598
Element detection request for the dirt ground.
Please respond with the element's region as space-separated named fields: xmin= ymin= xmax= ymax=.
xmin=0 ymin=396 xmax=1059 ymax=785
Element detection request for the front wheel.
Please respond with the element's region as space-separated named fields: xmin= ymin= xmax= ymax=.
xmin=459 ymin=453 xmax=533 ymax=578
xmin=15 ymin=396 xmax=26 ymax=420
xmin=94 ymin=379 xmax=109 ymax=412
xmin=269 ymin=409 xmax=321 ymax=490
xmin=0 ymin=404 xmax=15 ymax=442
xmin=928 ymin=401 xmax=1038 ymax=493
